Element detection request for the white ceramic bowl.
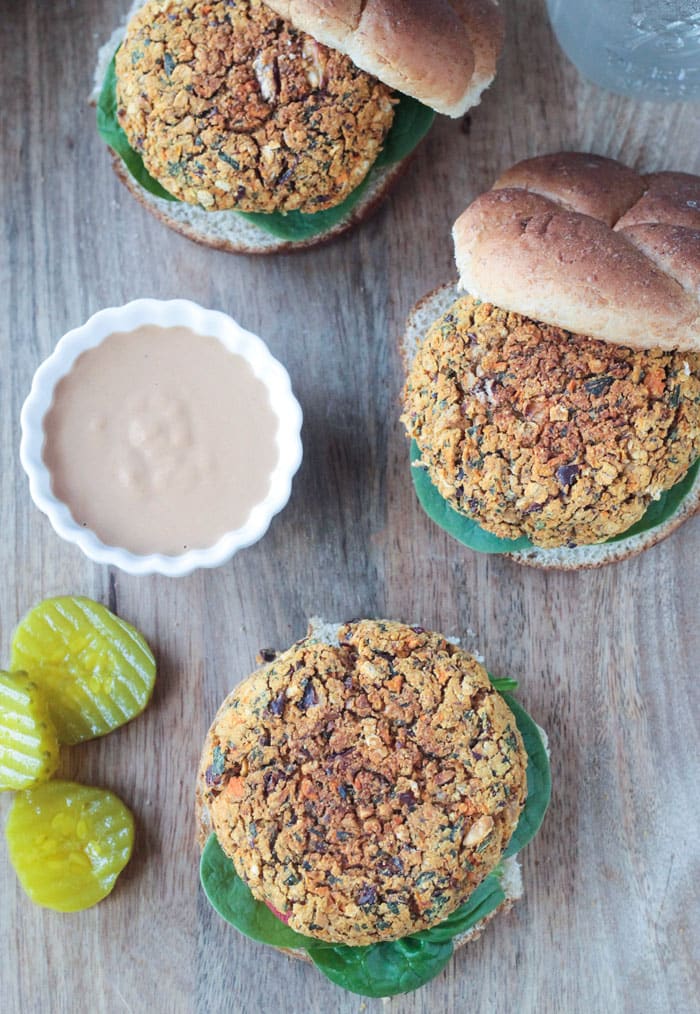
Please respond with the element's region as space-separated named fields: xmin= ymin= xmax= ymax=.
xmin=20 ymin=299 xmax=303 ymax=576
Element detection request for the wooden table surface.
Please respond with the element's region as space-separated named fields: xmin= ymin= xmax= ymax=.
xmin=2 ymin=2 xmax=699 ymax=1012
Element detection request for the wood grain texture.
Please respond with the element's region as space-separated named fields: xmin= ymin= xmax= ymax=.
xmin=1 ymin=1 xmax=699 ymax=1012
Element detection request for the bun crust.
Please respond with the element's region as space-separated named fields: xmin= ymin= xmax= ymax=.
xmin=264 ymin=0 xmax=504 ymax=116
xmin=400 ymin=282 xmax=700 ymax=569
xmin=453 ymin=153 xmax=700 ymax=351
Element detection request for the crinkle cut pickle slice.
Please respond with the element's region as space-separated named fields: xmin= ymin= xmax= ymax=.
xmin=6 ymin=780 xmax=134 ymax=912
xmin=0 ymin=671 xmax=60 ymax=791
xmin=10 ymin=597 xmax=156 ymax=745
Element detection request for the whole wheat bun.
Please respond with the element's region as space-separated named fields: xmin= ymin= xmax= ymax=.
xmin=264 ymin=0 xmax=504 ymax=117
xmin=453 ymin=153 xmax=700 ymax=352
xmin=401 ymin=283 xmax=700 ymax=570
xmin=91 ymin=2 xmax=416 ymax=254
xmin=195 ymin=618 xmax=524 ymax=966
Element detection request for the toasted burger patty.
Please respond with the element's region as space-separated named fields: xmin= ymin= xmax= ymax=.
xmin=115 ymin=0 xmax=395 ymax=213
xmin=403 ymin=297 xmax=700 ymax=548
xmin=201 ymin=620 xmax=527 ymax=946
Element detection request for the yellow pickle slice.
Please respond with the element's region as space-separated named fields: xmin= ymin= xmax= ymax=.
xmin=0 ymin=671 xmax=60 ymax=791
xmin=6 ymin=780 xmax=134 ymax=911
xmin=10 ymin=596 xmax=156 ymax=745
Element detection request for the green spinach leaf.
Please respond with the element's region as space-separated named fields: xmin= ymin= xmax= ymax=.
xmin=410 ymin=441 xmax=532 ymax=552
xmin=499 ymin=693 xmax=551 ymax=858
xmin=306 ymin=934 xmax=455 ymax=998
xmin=487 ymin=676 xmax=519 ymax=692
xmin=373 ymin=93 xmax=436 ymax=167
xmin=200 ymin=835 xmax=321 ymax=950
xmin=606 ymin=457 xmax=699 ymax=542
xmin=237 ymin=177 xmax=374 ymax=242
xmin=306 ymin=872 xmax=506 ymax=996
xmin=97 ymin=56 xmax=176 ymax=202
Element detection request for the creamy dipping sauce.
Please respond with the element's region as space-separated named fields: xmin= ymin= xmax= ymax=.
xmin=42 ymin=325 xmax=280 ymax=555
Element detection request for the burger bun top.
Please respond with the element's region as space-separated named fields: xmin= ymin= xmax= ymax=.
xmin=452 ymin=152 xmax=700 ymax=352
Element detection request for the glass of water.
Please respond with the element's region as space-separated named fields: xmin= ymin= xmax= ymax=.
xmin=546 ymin=0 xmax=700 ymax=101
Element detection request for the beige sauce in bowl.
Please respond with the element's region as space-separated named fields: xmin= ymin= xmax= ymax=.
xmin=42 ymin=325 xmax=280 ymax=555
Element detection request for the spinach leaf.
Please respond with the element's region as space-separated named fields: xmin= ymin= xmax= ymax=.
xmin=499 ymin=693 xmax=551 ymax=858
xmin=488 ymin=676 xmax=519 ymax=692
xmin=237 ymin=177 xmax=373 ymax=242
xmin=410 ymin=440 xmax=699 ymax=554
xmin=306 ymin=934 xmax=455 ymax=998
xmin=97 ymin=54 xmax=435 ymax=241
xmin=606 ymin=457 xmax=699 ymax=542
xmin=200 ymin=836 xmax=504 ymax=999
xmin=373 ymin=94 xmax=436 ymax=167
xmin=306 ymin=872 xmax=506 ymax=996
xmin=200 ymin=835 xmax=321 ymax=951
xmin=97 ymin=56 xmax=176 ymax=202
xmin=410 ymin=441 xmax=532 ymax=552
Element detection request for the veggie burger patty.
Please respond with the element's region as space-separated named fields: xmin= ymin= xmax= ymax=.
xmin=116 ymin=0 xmax=396 ymax=213
xmin=403 ymin=296 xmax=700 ymax=548
xmin=200 ymin=619 xmax=527 ymax=946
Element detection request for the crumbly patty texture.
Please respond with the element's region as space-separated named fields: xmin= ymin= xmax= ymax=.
xmin=116 ymin=0 xmax=395 ymax=213
xmin=402 ymin=296 xmax=700 ymax=548
xmin=201 ymin=620 xmax=527 ymax=945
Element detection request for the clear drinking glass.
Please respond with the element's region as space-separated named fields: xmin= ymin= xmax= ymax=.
xmin=546 ymin=0 xmax=700 ymax=101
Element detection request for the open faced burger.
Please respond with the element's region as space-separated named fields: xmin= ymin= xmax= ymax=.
xmin=401 ymin=153 xmax=700 ymax=569
xmin=94 ymin=0 xmax=504 ymax=253
xmin=197 ymin=618 xmax=550 ymax=997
